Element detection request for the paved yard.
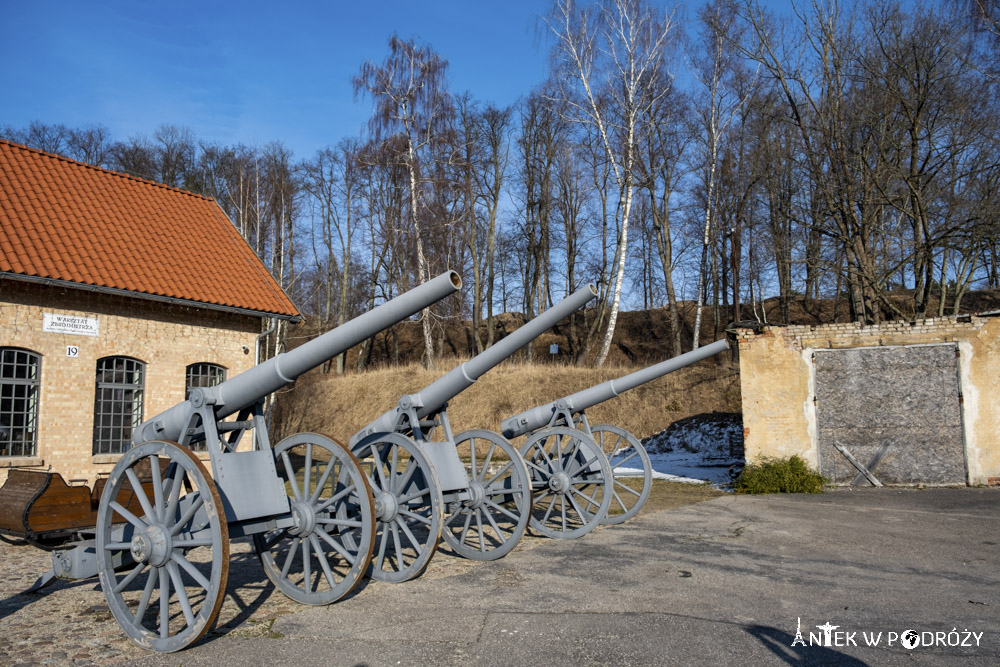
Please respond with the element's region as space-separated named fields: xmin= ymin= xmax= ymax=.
xmin=2 ymin=488 xmax=997 ymax=665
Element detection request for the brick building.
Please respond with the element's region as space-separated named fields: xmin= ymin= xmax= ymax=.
xmin=736 ymin=315 xmax=1000 ymax=486
xmin=0 ymin=140 xmax=298 ymax=485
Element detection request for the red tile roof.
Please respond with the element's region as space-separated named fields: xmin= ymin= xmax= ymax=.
xmin=0 ymin=140 xmax=298 ymax=318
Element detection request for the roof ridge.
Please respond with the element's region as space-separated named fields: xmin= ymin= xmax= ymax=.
xmin=0 ymin=138 xmax=215 ymax=202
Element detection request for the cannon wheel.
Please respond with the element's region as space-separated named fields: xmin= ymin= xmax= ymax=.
xmin=97 ymin=441 xmax=229 ymax=653
xmin=351 ymin=432 xmax=443 ymax=583
xmin=443 ymin=430 xmax=532 ymax=560
xmin=519 ymin=427 xmax=612 ymax=540
xmin=590 ymin=424 xmax=652 ymax=524
xmin=254 ymin=433 xmax=376 ymax=605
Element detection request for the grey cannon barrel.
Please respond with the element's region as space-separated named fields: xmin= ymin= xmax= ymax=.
xmin=134 ymin=270 xmax=463 ymax=444
xmin=501 ymin=338 xmax=731 ymax=438
xmin=351 ymin=283 xmax=598 ymax=444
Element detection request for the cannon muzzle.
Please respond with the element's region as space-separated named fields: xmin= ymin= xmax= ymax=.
xmin=134 ymin=271 xmax=463 ymax=444
xmin=350 ymin=283 xmax=598 ymax=445
xmin=501 ymin=338 xmax=730 ymax=439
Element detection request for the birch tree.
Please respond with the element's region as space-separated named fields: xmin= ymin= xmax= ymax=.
xmin=546 ymin=0 xmax=674 ymax=366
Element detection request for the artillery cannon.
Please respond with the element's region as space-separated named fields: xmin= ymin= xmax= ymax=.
xmin=501 ymin=339 xmax=731 ymax=539
xmin=34 ymin=271 xmax=462 ymax=652
xmin=347 ymin=284 xmax=598 ymax=581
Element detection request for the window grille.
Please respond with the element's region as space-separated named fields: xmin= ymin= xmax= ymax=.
xmin=185 ymin=363 xmax=226 ymax=450
xmin=0 ymin=348 xmax=41 ymax=457
xmin=185 ymin=363 xmax=226 ymax=399
xmin=93 ymin=356 xmax=145 ymax=455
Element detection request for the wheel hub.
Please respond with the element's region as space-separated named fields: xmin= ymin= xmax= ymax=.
xmin=131 ymin=524 xmax=172 ymax=567
xmin=288 ymin=501 xmax=316 ymax=537
xmin=549 ymin=472 xmax=571 ymax=494
xmin=374 ymin=491 xmax=399 ymax=522
xmin=466 ymin=481 xmax=486 ymax=509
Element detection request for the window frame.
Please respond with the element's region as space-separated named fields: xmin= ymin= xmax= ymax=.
xmin=185 ymin=362 xmax=227 ymax=399
xmin=0 ymin=347 xmax=42 ymax=458
xmin=92 ymin=355 xmax=146 ymax=456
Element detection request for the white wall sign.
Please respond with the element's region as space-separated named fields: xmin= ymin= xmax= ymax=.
xmin=43 ymin=313 xmax=100 ymax=337
xmin=66 ymin=346 xmax=80 ymax=357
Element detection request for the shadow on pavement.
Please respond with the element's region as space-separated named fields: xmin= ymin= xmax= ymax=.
xmin=746 ymin=625 xmax=869 ymax=666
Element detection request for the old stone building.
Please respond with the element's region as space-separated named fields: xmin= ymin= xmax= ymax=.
xmin=737 ymin=315 xmax=1000 ymax=486
xmin=0 ymin=140 xmax=298 ymax=485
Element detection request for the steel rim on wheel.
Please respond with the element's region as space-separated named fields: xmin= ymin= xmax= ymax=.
xmin=96 ymin=441 xmax=229 ymax=653
xmin=592 ymin=424 xmax=652 ymax=524
xmin=352 ymin=432 xmax=443 ymax=583
xmin=443 ymin=429 xmax=532 ymax=560
xmin=520 ymin=426 xmax=612 ymax=540
xmin=254 ymin=433 xmax=375 ymax=605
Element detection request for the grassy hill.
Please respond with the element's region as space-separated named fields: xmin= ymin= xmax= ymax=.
xmin=272 ymin=288 xmax=1000 ymax=443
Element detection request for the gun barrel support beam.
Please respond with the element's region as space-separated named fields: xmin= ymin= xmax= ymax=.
xmin=351 ymin=283 xmax=597 ymax=445
xmin=501 ymin=338 xmax=731 ymax=439
xmin=134 ymin=271 xmax=463 ymax=444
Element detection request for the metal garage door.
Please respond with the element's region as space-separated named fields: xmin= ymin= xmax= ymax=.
xmin=814 ymin=344 xmax=967 ymax=485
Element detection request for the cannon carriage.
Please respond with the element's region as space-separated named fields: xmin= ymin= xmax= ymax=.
xmin=501 ymin=339 xmax=732 ymax=539
xmin=29 ymin=271 xmax=462 ymax=652
xmin=346 ymin=284 xmax=599 ymax=581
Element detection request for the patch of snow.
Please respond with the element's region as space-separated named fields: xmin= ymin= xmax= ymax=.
xmin=624 ymin=413 xmax=745 ymax=485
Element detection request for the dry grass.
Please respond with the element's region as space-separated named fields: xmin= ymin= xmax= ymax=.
xmin=274 ymin=356 xmax=740 ymax=445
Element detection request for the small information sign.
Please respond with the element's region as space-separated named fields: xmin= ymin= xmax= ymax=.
xmin=43 ymin=313 xmax=100 ymax=337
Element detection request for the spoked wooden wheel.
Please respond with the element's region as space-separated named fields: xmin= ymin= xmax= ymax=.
xmin=443 ymin=429 xmax=532 ymax=560
xmin=519 ymin=427 xmax=612 ymax=540
xmin=254 ymin=433 xmax=375 ymax=605
xmin=97 ymin=441 xmax=229 ymax=653
xmin=591 ymin=424 xmax=652 ymax=524
xmin=352 ymin=432 xmax=443 ymax=583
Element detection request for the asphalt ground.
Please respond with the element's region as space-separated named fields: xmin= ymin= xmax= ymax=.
xmin=2 ymin=487 xmax=997 ymax=666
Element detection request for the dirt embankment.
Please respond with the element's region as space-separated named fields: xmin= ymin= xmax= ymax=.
xmin=273 ymin=357 xmax=740 ymax=446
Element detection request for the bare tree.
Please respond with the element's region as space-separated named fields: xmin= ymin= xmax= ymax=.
xmin=515 ymin=91 xmax=563 ymax=358
xmin=153 ymin=125 xmax=196 ymax=189
xmin=302 ymin=139 xmax=363 ymax=372
xmin=66 ymin=124 xmax=112 ymax=167
xmin=354 ymin=35 xmax=453 ymax=369
xmin=636 ymin=67 xmax=688 ymax=356
xmin=546 ymin=0 xmax=675 ymax=366
xmin=690 ymin=0 xmax=757 ymax=347
xmin=476 ymin=103 xmax=513 ymax=349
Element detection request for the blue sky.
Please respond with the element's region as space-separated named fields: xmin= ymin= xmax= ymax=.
xmin=1 ymin=1 xmax=553 ymax=158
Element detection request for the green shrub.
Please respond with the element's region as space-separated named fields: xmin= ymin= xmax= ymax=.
xmin=734 ymin=455 xmax=827 ymax=494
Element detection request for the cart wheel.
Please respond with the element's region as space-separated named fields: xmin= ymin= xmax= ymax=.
xmin=97 ymin=441 xmax=228 ymax=653
xmin=590 ymin=424 xmax=652 ymax=524
xmin=254 ymin=433 xmax=375 ymax=605
xmin=351 ymin=433 xmax=442 ymax=583
xmin=443 ymin=430 xmax=531 ymax=560
xmin=520 ymin=427 xmax=612 ymax=540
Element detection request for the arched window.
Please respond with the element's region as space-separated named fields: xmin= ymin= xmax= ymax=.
xmin=93 ymin=356 xmax=145 ymax=455
xmin=185 ymin=363 xmax=226 ymax=399
xmin=0 ymin=347 xmax=41 ymax=457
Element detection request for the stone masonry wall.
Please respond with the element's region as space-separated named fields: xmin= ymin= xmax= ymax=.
xmin=0 ymin=280 xmax=261 ymax=485
xmin=736 ymin=314 xmax=1000 ymax=486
